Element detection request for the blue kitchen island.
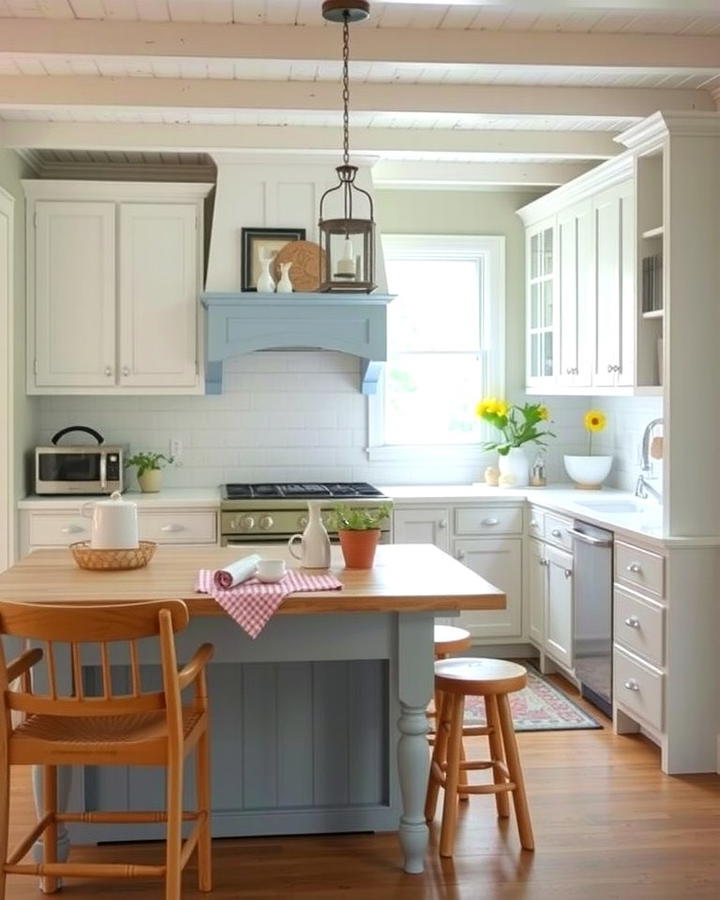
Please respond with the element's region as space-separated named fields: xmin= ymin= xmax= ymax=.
xmin=0 ymin=544 xmax=505 ymax=874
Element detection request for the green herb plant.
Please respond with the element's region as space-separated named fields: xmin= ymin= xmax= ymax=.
xmin=125 ymin=451 xmax=175 ymax=478
xmin=332 ymin=502 xmax=392 ymax=532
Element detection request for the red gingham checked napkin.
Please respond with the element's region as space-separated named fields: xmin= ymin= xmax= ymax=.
xmin=195 ymin=568 xmax=342 ymax=639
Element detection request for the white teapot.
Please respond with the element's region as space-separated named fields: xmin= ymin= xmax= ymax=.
xmin=82 ymin=491 xmax=139 ymax=550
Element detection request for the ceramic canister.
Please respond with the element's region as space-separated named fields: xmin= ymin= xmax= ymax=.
xmin=82 ymin=491 xmax=139 ymax=550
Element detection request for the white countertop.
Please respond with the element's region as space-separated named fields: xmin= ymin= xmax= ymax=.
xmin=17 ymin=488 xmax=221 ymax=510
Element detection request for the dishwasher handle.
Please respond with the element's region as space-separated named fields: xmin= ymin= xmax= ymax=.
xmin=566 ymin=527 xmax=612 ymax=548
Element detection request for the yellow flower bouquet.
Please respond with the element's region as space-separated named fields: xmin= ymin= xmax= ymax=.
xmin=476 ymin=398 xmax=555 ymax=456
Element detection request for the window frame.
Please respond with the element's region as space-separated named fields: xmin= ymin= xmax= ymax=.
xmin=367 ymin=233 xmax=505 ymax=462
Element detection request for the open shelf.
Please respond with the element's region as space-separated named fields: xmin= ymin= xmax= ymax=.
xmin=642 ymin=225 xmax=664 ymax=239
xmin=642 ymin=309 xmax=664 ymax=319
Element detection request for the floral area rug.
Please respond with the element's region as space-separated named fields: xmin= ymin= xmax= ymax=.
xmin=463 ymin=665 xmax=602 ymax=732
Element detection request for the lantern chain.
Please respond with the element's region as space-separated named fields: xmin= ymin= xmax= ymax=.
xmin=342 ymin=10 xmax=350 ymax=167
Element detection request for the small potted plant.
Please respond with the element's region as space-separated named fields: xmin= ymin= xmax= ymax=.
xmin=125 ymin=451 xmax=174 ymax=493
xmin=564 ymin=410 xmax=612 ymax=489
xmin=332 ymin=503 xmax=392 ymax=569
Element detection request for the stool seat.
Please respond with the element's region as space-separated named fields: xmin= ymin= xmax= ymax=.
xmin=433 ymin=625 xmax=472 ymax=658
xmin=434 ymin=657 xmax=527 ymax=696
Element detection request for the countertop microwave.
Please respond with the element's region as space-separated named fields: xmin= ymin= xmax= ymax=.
xmin=34 ymin=426 xmax=127 ymax=496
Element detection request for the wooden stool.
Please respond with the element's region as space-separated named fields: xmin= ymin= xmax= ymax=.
xmin=432 ymin=625 xmax=472 ymax=729
xmin=425 ymin=657 xmax=534 ymax=857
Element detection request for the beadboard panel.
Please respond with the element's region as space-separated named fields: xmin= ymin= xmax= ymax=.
xmin=80 ymin=658 xmax=391 ymax=841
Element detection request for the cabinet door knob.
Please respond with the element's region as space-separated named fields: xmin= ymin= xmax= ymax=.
xmin=626 ymin=563 xmax=642 ymax=574
xmin=538 ymin=558 xmax=548 ymax=567
xmin=623 ymin=679 xmax=640 ymax=692
xmin=624 ymin=616 xmax=641 ymax=629
xmin=104 ymin=366 xmax=112 ymax=376
xmin=439 ymin=519 xmax=448 ymax=529
xmin=481 ymin=517 xmax=499 ymax=526
xmin=551 ymin=528 xmax=562 ymax=538
xmin=607 ymin=364 xmax=613 ymax=374
xmin=564 ymin=568 xmax=572 ymax=579
xmin=122 ymin=365 xmax=130 ymax=377
xmin=456 ymin=550 xmax=465 ymax=561
xmin=530 ymin=519 xmax=538 ymax=528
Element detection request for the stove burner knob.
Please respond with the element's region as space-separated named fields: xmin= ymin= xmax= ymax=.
xmin=298 ymin=515 xmax=308 ymax=529
xmin=239 ymin=515 xmax=255 ymax=531
xmin=258 ymin=515 xmax=274 ymax=531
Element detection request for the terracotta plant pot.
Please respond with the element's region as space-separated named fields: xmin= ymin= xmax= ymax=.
xmin=339 ymin=529 xmax=381 ymax=568
xmin=137 ymin=469 xmax=163 ymax=493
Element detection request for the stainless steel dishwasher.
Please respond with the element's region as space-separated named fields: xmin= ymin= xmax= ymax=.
xmin=569 ymin=520 xmax=614 ymax=717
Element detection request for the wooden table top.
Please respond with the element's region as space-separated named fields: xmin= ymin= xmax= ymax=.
xmin=0 ymin=544 xmax=505 ymax=617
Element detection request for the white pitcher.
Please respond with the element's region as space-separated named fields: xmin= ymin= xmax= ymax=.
xmin=288 ymin=500 xmax=331 ymax=568
xmin=82 ymin=491 xmax=139 ymax=550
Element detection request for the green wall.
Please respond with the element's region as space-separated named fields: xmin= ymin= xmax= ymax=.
xmin=0 ymin=149 xmax=35 ymax=557
xmin=375 ymin=187 xmax=545 ymax=396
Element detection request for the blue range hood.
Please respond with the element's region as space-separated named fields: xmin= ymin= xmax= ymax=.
xmin=201 ymin=292 xmax=393 ymax=395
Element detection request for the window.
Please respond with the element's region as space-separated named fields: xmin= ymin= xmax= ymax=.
xmin=368 ymin=234 xmax=504 ymax=460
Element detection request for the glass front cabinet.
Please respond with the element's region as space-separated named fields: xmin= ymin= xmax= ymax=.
xmin=526 ymin=218 xmax=556 ymax=388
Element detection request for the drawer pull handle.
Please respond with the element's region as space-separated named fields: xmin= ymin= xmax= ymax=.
xmin=624 ymin=616 xmax=640 ymax=629
xmin=482 ymin=518 xmax=499 ymax=526
xmin=551 ymin=528 xmax=562 ymax=538
xmin=626 ymin=563 xmax=642 ymax=574
xmin=623 ymin=679 xmax=640 ymax=692
xmin=61 ymin=525 xmax=84 ymax=534
xmin=160 ymin=524 xmax=184 ymax=533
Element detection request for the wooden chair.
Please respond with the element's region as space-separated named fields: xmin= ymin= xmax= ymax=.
xmin=0 ymin=598 xmax=214 ymax=900
xmin=425 ymin=657 xmax=534 ymax=857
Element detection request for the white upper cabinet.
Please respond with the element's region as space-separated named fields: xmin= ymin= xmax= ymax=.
xmin=25 ymin=180 xmax=213 ymax=395
xmin=592 ymin=181 xmax=635 ymax=389
xmin=518 ymin=163 xmax=645 ymax=396
xmin=33 ymin=201 xmax=116 ymax=389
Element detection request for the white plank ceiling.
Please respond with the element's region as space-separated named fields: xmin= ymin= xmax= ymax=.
xmin=0 ymin=0 xmax=719 ymax=187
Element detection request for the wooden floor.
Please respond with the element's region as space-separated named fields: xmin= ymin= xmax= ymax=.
xmin=5 ymin=675 xmax=720 ymax=900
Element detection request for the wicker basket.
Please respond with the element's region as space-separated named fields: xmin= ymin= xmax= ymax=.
xmin=69 ymin=541 xmax=157 ymax=571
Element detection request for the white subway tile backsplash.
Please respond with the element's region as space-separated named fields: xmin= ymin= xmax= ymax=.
xmin=34 ymin=350 xmax=664 ymax=490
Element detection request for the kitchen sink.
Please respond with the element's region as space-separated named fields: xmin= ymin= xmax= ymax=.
xmin=574 ymin=499 xmax=652 ymax=514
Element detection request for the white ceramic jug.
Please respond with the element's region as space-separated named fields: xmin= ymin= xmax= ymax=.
xmin=288 ymin=500 xmax=331 ymax=568
xmin=82 ymin=491 xmax=139 ymax=550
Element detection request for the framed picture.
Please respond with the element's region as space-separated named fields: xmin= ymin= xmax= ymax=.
xmin=241 ymin=227 xmax=306 ymax=292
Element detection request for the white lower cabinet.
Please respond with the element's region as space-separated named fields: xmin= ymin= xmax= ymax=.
xmin=453 ymin=538 xmax=522 ymax=640
xmin=526 ymin=538 xmax=546 ymax=645
xmin=19 ymin=505 xmax=218 ymax=555
xmin=545 ymin=545 xmax=574 ymax=668
xmin=393 ymin=501 xmax=524 ymax=642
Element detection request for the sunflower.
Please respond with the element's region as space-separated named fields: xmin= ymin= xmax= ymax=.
xmin=584 ymin=410 xmax=606 ymax=432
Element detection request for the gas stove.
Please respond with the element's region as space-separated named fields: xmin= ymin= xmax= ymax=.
xmin=220 ymin=482 xmax=392 ymax=545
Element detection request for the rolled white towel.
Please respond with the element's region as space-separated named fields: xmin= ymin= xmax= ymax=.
xmin=213 ymin=554 xmax=262 ymax=590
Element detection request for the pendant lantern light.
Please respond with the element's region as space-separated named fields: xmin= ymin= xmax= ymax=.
xmin=318 ymin=0 xmax=376 ymax=293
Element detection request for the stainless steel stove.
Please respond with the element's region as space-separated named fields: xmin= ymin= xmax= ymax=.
xmin=220 ymin=482 xmax=392 ymax=546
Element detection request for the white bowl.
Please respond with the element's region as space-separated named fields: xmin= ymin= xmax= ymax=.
xmin=563 ymin=455 xmax=613 ymax=489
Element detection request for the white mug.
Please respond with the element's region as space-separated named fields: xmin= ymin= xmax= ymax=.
xmin=81 ymin=491 xmax=139 ymax=550
xmin=256 ymin=559 xmax=287 ymax=582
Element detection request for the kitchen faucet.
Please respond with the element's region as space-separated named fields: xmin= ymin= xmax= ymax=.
xmin=635 ymin=417 xmax=663 ymax=502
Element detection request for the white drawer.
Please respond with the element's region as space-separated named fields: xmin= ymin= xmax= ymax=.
xmin=614 ymin=587 xmax=665 ymax=667
xmin=138 ymin=510 xmax=217 ymax=544
xmin=27 ymin=512 xmax=91 ymax=547
xmin=526 ymin=507 xmax=545 ymax=539
xmin=454 ymin=505 xmax=523 ymax=536
xmin=615 ymin=541 xmax=664 ymax=597
xmin=543 ymin=513 xmax=573 ymax=551
xmin=613 ymin=645 xmax=664 ymax=732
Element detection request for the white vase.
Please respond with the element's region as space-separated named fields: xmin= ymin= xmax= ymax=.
xmin=497 ymin=447 xmax=530 ymax=488
xmin=276 ymin=261 xmax=293 ymax=293
xmin=256 ymin=256 xmax=275 ymax=293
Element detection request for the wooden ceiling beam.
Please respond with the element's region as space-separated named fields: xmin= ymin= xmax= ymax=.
xmin=0 ymin=121 xmax=621 ymax=159
xmin=1 ymin=18 xmax=720 ymax=70
xmin=0 ymin=75 xmax=714 ymax=118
